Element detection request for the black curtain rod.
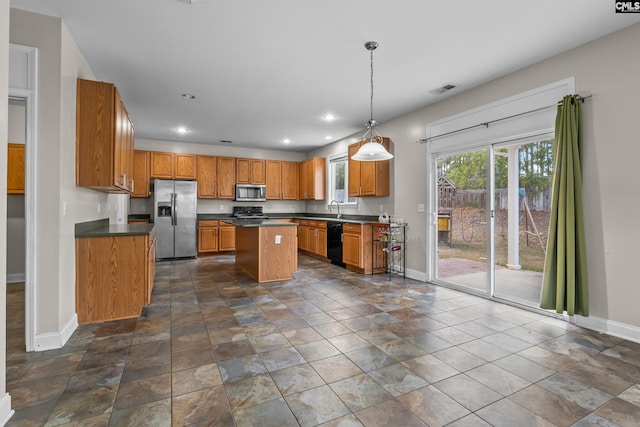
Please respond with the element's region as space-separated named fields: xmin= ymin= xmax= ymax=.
xmin=417 ymin=94 xmax=592 ymax=144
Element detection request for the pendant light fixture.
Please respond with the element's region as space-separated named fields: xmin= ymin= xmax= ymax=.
xmin=351 ymin=41 xmax=393 ymax=161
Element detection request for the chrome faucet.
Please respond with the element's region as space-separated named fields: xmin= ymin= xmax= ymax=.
xmin=329 ymin=200 xmax=342 ymax=219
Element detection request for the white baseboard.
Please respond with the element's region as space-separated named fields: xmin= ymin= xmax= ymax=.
xmin=574 ymin=315 xmax=640 ymax=344
xmin=5 ymin=274 xmax=25 ymax=283
xmin=33 ymin=313 xmax=78 ymax=351
xmin=406 ymin=268 xmax=427 ymax=282
xmin=0 ymin=393 xmax=14 ymax=427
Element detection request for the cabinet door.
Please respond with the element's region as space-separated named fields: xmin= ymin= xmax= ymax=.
xmin=198 ymin=227 xmax=218 ymax=253
xmin=361 ymin=138 xmax=390 ymax=196
xmin=298 ymin=225 xmax=309 ymax=251
xmin=150 ymin=152 xmax=175 ymax=179
xmin=281 ymin=161 xmax=298 ymax=200
xmin=266 ymin=160 xmax=281 ymax=200
xmin=219 ymin=226 xmax=236 ymax=251
xmin=348 ymin=142 xmax=362 ymax=197
xmin=175 ymin=154 xmax=197 ymax=180
xmin=342 ymin=233 xmax=361 ymax=267
xmin=7 ymin=143 xmax=25 ymax=195
xmin=236 ymin=158 xmax=251 ymax=184
xmin=317 ymin=228 xmax=327 ymax=257
xmin=197 ymin=155 xmax=217 ymax=198
xmin=308 ymin=157 xmax=326 ymax=201
xmin=131 ymin=150 xmax=150 ymax=198
xmin=113 ymin=88 xmax=128 ymax=191
xmin=298 ymin=159 xmax=309 ymax=199
xmin=146 ymin=235 xmax=156 ymax=305
xmin=250 ymin=159 xmax=266 ymax=184
xmin=217 ymin=157 xmax=236 ymax=199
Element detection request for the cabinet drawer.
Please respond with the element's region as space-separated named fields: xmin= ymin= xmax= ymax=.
xmin=317 ymin=221 xmax=327 ymax=229
xmin=343 ymin=223 xmax=361 ymax=234
xmin=298 ymin=219 xmax=309 ymax=226
xmin=307 ymin=220 xmax=318 ymax=227
xmin=198 ymin=220 xmax=219 ymax=227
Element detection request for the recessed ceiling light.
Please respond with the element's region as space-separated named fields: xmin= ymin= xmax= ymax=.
xmin=283 ymin=139 xmax=291 ymax=144
xmin=322 ymin=113 xmax=336 ymax=122
xmin=325 ymin=136 xmax=332 ymax=140
xmin=176 ymin=126 xmax=189 ymax=134
xmin=181 ymin=93 xmax=196 ymax=100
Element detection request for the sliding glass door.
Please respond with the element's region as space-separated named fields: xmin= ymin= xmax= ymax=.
xmin=432 ymin=136 xmax=553 ymax=308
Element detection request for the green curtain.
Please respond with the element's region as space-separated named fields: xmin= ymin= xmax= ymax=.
xmin=540 ymin=95 xmax=589 ymax=316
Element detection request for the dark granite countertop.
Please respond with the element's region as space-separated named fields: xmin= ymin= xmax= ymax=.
xmin=226 ymin=219 xmax=298 ymax=227
xmin=75 ymin=219 xmax=156 ymax=238
xmin=196 ymin=213 xmax=379 ymax=224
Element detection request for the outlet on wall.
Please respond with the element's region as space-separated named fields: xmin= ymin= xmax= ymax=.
xmin=379 ymin=204 xmax=384 ymax=212
xmin=97 ymin=203 xmax=101 ymax=213
xmin=219 ymin=204 xmax=224 ymax=210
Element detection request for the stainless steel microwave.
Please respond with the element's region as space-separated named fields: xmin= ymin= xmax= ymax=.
xmin=234 ymin=184 xmax=267 ymax=202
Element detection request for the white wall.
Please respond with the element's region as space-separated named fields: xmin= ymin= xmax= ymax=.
xmin=1 ymin=0 xmax=12 ymax=421
xmin=10 ymin=9 xmax=102 ymax=348
xmin=314 ymin=23 xmax=640 ymax=334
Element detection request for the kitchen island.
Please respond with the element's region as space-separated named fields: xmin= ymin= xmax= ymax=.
xmin=229 ymin=220 xmax=298 ymax=283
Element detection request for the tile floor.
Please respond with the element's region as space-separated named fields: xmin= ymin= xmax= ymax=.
xmin=5 ymin=254 xmax=640 ymax=426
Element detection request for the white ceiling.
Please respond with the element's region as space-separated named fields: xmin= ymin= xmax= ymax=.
xmin=9 ymin=0 xmax=640 ymax=152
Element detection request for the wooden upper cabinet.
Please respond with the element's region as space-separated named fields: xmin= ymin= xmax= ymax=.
xmin=196 ymin=155 xmax=217 ymax=198
xmin=149 ymin=152 xmax=196 ymax=180
xmin=150 ymin=151 xmax=174 ymax=179
xmin=266 ymin=160 xmax=281 ymax=200
xmin=175 ymin=154 xmax=196 ymax=179
xmin=131 ymin=150 xmax=150 ymax=198
xmin=281 ymin=161 xmax=299 ymax=200
xmin=299 ymin=157 xmax=326 ymax=200
xmin=236 ymin=158 xmax=266 ymax=184
xmin=76 ymin=78 xmax=134 ymax=193
xmin=348 ymin=138 xmax=390 ymax=197
xmin=7 ymin=143 xmax=25 ymax=195
xmin=217 ymin=156 xmax=236 ymax=199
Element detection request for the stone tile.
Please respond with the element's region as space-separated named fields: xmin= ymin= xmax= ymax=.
xmin=113 ymin=373 xmax=171 ymax=410
xmin=510 ymin=384 xmax=590 ymax=426
xmin=317 ymin=414 xmax=364 ymax=427
xmin=330 ymin=373 xmax=393 ymax=411
xmin=475 ymin=398 xmax=556 ymax=427
xmin=295 ymin=339 xmax=341 ymax=362
xmin=429 ymin=326 xmax=476 ymax=345
xmin=313 ymin=321 xmax=353 ymax=338
xmin=346 ymin=346 xmax=397 ymax=372
xmin=233 ymin=397 xmax=299 ymax=427
xmin=20 ymin=352 xmax=85 ymax=382
xmin=404 ymin=332 xmax=453 ymax=353
xmin=355 ymin=399 xmax=427 ymax=427
xmin=459 ymin=339 xmax=512 ymax=362
xmin=445 ymin=414 xmax=492 ymax=427
xmin=271 ymin=363 xmax=326 ymax=396
xmin=108 ymin=398 xmax=171 ymax=427
xmin=224 ymin=374 xmax=281 ymax=412
xmin=45 ymin=386 xmax=119 ymax=426
xmin=328 ymin=333 xmax=373 ymax=353
xmin=258 ymin=346 xmax=306 ymax=372
xmin=171 ymin=385 xmax=231 ymax=427
xmin=65 ymin=363 xmax=125 ymax=393
xmin=285 ymin=384 xmax=351 ymax=427
xmin=247 ymin=332 xmax=291 ymax=353
xmin=121 ymin=353 xmax=171 ymax=383
xmin=434 ymin=373 xmax=502 ymax=411
xmin=213 ymin=339 xmax=256 ymax=362
xmin=432 ymin=346 xmax=486 ymax=372
xmin=397 ymin=385 xmax=470 ymax=426
xmin=368 ymin=363 xmax=428 ymax=397
xmin=311 ymin=354 xmax=364 ymax=383
xmin=171 ymin=363 xmax=222 ymax=396
xmin=8 ymin=373 xmax=70 ymax=409
xmin=217 ymin=354 xmax=268 ymax=383
xmin=517 ymin=345 xmax=578 ymax=372
xmin=401 ymin=354 xmax=459 ymax=383
xmin=465 ymin=363 xmax=531 ymax=396
xmin=491 ymin=353 xmax=555 ymax=383
xmin=538 ymin=373 xmax=613 ymax=411
xmin=375 ymin=339 xmax=425 ymax=362
xmin=572 ymin=413 xmax=621 ymax=427
xmin=619 ymin=384 xmax=640 ymax=406
xmin=283 ymin=327 xmax=323 ymax=345
xmin=171 ymin=347 xmax=215 ymax=372
xmin=595 ymin=397 xmax=640 ymax=427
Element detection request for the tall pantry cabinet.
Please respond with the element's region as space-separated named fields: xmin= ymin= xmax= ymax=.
xmin=76 ymin=78 xmax=135 ymax=193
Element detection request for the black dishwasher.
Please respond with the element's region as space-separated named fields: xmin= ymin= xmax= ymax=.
xmin=327 ymin=221 xmax=346 ymax=267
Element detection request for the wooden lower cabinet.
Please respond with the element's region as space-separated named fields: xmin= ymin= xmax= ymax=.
xmin=296 ymin=220 xmax=327 ymax=259
xmin=7 ymin=143 xmax=25 ymax=195
xmin=198 ymin=220 xmax=235 ymax=253
xmin=76 ymin=231 xmax=156 ymax=324
xmin=342 ymin=223 xmax=373 ymax=274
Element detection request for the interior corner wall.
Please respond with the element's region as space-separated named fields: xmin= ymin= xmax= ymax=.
xmin=10 ymin=8 xmax=102 ymax=348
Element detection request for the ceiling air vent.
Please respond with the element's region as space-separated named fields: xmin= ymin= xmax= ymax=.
xmin=220 ymin=140 xmax=233 ymax=144
xmin=430 ymin=84 xmax=457 ymax=95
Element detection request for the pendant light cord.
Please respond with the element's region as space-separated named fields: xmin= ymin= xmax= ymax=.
xmin=370 ymin=45 xmax=374 ymax=127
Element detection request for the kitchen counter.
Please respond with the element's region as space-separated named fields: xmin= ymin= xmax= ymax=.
xmin=197 ymin=213 xmax=379 ymax=225
xmin=224 ymin=219 xmax=298 ymax=227
xmin=75 ymin=219 xmax=156 ymax=238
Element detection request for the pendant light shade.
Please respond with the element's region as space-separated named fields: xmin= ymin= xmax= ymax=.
xmin=352 ymin=41 xmax=393 ymax=162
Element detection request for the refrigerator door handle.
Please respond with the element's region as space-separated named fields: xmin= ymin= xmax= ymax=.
xmin=171 ymin=193 xmax=177 ymax=226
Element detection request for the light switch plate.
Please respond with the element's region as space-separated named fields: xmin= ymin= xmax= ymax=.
xmin=275 ymin=235 xmax=282 ymax=244
xmin=418 ymin=203 xmax=425 ymax=213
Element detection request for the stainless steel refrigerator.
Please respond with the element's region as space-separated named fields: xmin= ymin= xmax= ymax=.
xmin=153 ymin=179 xmax=197 ymax=260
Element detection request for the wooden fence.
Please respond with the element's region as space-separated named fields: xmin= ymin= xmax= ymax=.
xmin=450 ymin=188 xmax=551 ymax=211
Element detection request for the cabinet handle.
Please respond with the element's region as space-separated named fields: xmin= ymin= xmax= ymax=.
xmin=131 ymin=179 xmax=135 ymax=193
